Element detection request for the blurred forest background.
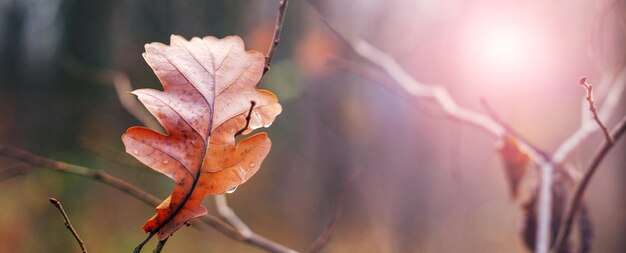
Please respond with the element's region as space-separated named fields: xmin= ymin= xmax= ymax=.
xmin=1 ymin=0 xmax=625 ymax=252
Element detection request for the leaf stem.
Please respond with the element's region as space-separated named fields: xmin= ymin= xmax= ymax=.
xmin=153 ymin=238 xmax=169 ymax=253
xmin=234 ymin=101 xmax=256 ymax=137
xmin=134 ymin=233 xmax=155 ymax=253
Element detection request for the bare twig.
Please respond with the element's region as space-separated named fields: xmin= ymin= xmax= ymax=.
xmin=0 ymin=145 xmax=297 ymax=253
xmin=551 ymin=115 xmax=626 ymax=253
xmin=307 ymin=170 xmax=360 ymax=253
xmin=264 ymin=0 xmax=290 ymax=75
xmin=553 ymin=69 xmax=626 ymax=164
xmin=49 ymin=198 xmax=88 ymax=253
xmin=579 ymin=76 xmax=613 ymax=144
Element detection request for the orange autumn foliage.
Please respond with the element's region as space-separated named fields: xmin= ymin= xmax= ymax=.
xmin=122 ymin=35 xmax=281 ymax=240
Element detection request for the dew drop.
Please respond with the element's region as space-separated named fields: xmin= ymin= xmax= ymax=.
xmin=163 ymin=159 xmax=169 ymax=164
xmin=252 ymin=111 xmax=261 ymax=121
xmin=190 ymin=140 xmax=196 ymax=146
xmin=133 ymin=149 xmax=139 ymax=155
xmin=249 ymin=162 xmax=255 ymax=168
xmin=226 ymin=186 xmax=238 ymax=194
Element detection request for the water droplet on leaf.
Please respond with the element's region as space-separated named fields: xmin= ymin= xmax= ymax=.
xmin=133 ymin=149 xmax=139 ymax=155
xmin=252 ymin=111 xmax=261 ymax=121
xmin=226 ymin=186 xmax=238 ymax=194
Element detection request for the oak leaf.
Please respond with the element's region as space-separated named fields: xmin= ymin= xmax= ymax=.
xmin=122 ymin=35 xmax=281 ymax=240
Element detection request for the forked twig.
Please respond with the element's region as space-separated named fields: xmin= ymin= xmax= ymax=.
xmin=551 ymin=115 xmax=626 ymax=253
xmin=49 ymin=198 xmax=88 ymax=253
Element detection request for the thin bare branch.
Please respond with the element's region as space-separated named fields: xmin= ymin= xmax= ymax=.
xmin=0 ymin=145 xmax=297 ymax=253
xmin=553 ymin=69 xmax=626 ymax=164
xmin=307 ymin=170 xmax=360 ymax=253
xmin=264 ymin=0 xmax=290 ymax=75
xmin=49 ymin=198 xmax=88 ymax=253
xmin=551 ymin=115 xmax=626 ymax=253
xmin=579 ymin=76 xmax=613 ymax=144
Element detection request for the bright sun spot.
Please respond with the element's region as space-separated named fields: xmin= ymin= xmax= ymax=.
xmin=457 ymin=7 xmax=554 ymax=88
xmin=464 ymin=21 xmax=537 ymax=77
xmin=481 ymin=28 xmax=528 ymax=69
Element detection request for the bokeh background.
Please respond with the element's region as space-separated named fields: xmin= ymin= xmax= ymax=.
xmin=1 ymin=0 xmax=625 ymax=252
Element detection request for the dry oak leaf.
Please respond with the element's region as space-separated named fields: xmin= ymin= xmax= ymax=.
xmin=497 ymin=135 xmax=531 ymax=200
xmin=122 ymin=35 xmax=281 ymax=240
